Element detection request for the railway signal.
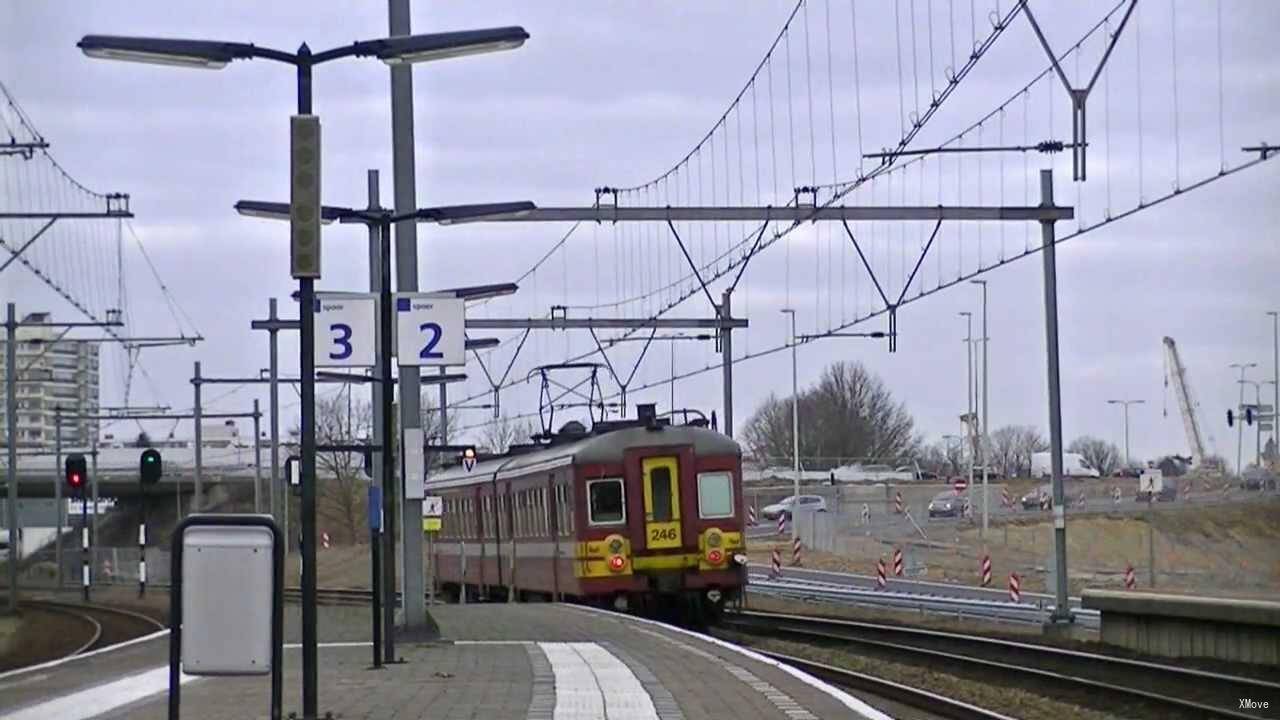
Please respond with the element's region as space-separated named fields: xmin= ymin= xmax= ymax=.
xmin=140 ymin=448 xmax=162 ymax=485
xmin=64 ymin=453 xmax=87 ymax=494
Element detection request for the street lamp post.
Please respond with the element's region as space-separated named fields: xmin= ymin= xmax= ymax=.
xmin=1229 ymin=363 xmax=1257 ymax=475
xmin=1106 ymin=399 xmax=1144 ymax=470
xmin=80 ymin=27 xmax=529 ymax=720
xmin=1268 ymin=311 xmax=1279 ymax=460
xmin=958 ymin=311 xmax=975 ymax=526
xmin=782 ymin=309 xmax=799 ymax=545
xmin=970 ymin=280 xmax=989 ymax=536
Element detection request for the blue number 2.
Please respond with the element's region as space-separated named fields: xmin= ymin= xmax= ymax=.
xmin=419 ymin=322 xmax=443 ymax=359
xmin=329 ymin=323 xmax=353 ymax=360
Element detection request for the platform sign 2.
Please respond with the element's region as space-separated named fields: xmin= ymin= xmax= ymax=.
xmin=395 ymin=294 xmax=465 ymax=366
xmin=314 ymin=293 xmax=376 ymax=368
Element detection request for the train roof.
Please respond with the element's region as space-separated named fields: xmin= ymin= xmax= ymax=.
xmin=427 ymin=424 xmax=741 ymax=490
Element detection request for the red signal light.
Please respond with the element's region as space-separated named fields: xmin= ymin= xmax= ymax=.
xmin=69 ymin=472 xmax=83 ymax=488
xmin=707 ymin=549 xmax=724 ymax=565
xmin=608 ymin=555 xmax=626 ymax=572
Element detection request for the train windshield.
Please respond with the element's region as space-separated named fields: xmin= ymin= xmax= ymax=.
xmin=588 ymin=478 xmax=625 ymax=524
xmin=698 ymin=472 xmax=734 ymax=518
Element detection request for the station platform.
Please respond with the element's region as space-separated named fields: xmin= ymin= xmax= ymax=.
xmin=0 ymin=602 xmax=894 ymax=720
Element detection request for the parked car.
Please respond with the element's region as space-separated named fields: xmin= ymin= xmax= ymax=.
xmin=1241 ymin=466 xmax=1277 ymax=491
xmin=927 ymin=490 xmax=969 ymax=518
xmin=1020 ymin=484 xmax=1052 ymax=509
xmin=760 ymin=494 xmax=827 ymax=521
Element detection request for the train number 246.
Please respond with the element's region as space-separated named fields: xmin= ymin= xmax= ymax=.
xmin=649 ymin=527 xmax=678 ymax=542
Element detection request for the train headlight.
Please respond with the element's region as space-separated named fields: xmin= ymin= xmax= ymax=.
xmin=706 ymin=531 xmax=723 ymax=548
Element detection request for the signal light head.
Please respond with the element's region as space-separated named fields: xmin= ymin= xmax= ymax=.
xmin=707 ymin=549 xmax=724 ymax=565
xmin=608 ymin=555 xmax=626 ymax=572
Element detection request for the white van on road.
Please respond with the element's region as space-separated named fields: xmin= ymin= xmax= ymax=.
xmin=1031 ymin=452 xmax=1100 ymax=478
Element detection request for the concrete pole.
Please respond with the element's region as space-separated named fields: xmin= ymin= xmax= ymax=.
xmin=253 ymin=399 xmax=262 ymax=513
xmin=1123 ymin=403 xmax=1131 ymax=467
xmin=783 ymin=309 xmax=799 ymax=545
xmin=193 ymin=360 xmax=202 ymax=514
xmin=90 ymin=448 xmax=98 ymax=555
xmin=268 ymin=298 xmax=281 ymax=527
xmin=55 ymin=405 xmax=63 ymax=588
xmin=5 ymin=303 xmax=19 ymax=613
xmin=388 ymin=0 xmax=426 ymax=634
xmin=1038 ymin=169 xmax=1070 ymax=623
xmin=721 ymin=288 xmax=733 ymax=438
xmin=1270 ymin=312 xmax=1279 ymax=461
xmin=978 ymin=281 xmax=989 ymax=536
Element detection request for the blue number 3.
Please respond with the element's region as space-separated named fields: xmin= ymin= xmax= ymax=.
xmin=419 ymin=322 xmax=443 ymax=359
xmin=329 ymin=323 xmax=353 ymax=360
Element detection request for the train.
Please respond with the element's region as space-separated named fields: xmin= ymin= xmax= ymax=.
xmin=427 ymin=403 xmax=748 ymax=621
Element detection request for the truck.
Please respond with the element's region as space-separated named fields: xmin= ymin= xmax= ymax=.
xmin=1032 ymin=452 xmax=1100 ymax=478
xmin=1136 ymin=467 xmax=1176 ymax=502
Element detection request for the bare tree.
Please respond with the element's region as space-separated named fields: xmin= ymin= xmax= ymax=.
xmin=988 ymin=425 xmax=1049 ymax=478
xmin=917 ymin=439 xmax=963 ymax=477
xmin=743 ymin=361 xmax=920 ymax=465
xmin=310 ymin=393 xmax=372 ymax=545
xmin=1068 ymin=435 xmax=1121 ymax=476
xmin=479 ymin=413 xmax=537 ymax=454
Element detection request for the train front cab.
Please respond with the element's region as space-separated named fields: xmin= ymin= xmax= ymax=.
xmin=577 ymin=441 xmax=746 ymax=621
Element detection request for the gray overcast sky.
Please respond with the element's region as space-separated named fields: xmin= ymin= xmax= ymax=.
xmin=2 ymin=1 xmax=1277 ymax=465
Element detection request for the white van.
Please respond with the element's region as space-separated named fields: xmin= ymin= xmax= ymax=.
xmin=1031 ymin=452 xmax=1100 ymax=478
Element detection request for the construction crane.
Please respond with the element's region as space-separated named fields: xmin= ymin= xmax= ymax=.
xmin=1162 ymin=337 xmax=1210 ymax=468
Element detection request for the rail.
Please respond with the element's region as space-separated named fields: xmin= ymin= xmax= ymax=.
xmin=723 ymin=610 xmax=1279 ymax=720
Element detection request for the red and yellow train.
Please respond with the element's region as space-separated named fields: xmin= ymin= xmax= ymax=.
xmin=428 ymin=404 xmax=747 ymax=619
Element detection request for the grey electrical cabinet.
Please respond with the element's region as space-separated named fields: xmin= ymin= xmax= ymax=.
xmin=181 ymin=523 xmax=275 ymax=675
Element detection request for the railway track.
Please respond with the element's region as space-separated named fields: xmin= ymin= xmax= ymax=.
xmin=723 ymin=609 xmax=1280 ymax=720
xmin=26 ymin=599 xmax=166 ymax=654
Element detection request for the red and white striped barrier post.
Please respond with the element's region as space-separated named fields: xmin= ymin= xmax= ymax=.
xmin=748 ymin=506 xmax=757 ymax=526
xmin=1124 ymin=563 xmax=1136 ymax=590
xmin=1113 ymin=487 xmax=1122 ymax=504
xmin=1001 ymin=487 xmax=1011 ymax=508
xmin=980 ymin=554 xmax=992 ymax=587
xmin=1008 ymin=572 xmax=1021 ymax=603
xmin=894 ymin=491 xmax=904 ymax=515
xmin=322 ymin=531 xmax=331 ymax=550
xmin=876 ymin=558 xmax=887 ymax=590
xmin=892 ymin=548 xmax=904 ymax=577
xmin=777 ymin=513 xmax=786 ymax=536
xmin=791 ymin=536 xmax=802 ymax=567
xmin=770 ymin=548 xmax=782 ymax=578
xmin=138 ymin=523 xmax=147 ymax=597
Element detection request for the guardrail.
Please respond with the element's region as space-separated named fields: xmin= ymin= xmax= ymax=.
xmin=747 ymin=574 xmax=1099 ymax=629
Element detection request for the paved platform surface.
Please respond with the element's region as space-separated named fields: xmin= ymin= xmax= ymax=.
xmin=1 ymin=602 xmax=901 ymax=720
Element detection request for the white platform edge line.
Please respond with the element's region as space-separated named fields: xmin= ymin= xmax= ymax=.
xmin=569 ymin=605 xmax=895 ymax=720
xmin=0 ymin=629 xmax=169 ymax=682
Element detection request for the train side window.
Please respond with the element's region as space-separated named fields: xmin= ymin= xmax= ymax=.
xmin=697 ymin=471 xmax=734 ymax=519
xmin=566 ymin=484 xmax=575 ymax=535
xmin=587 ymin=478 xmax=625 ymax=525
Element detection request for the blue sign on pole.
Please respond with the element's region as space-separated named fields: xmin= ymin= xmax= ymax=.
xmin=367 ymin=486 xmax=382 ymax=532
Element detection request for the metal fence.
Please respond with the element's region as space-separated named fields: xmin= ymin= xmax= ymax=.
xmin=13 ymin=546 xmax=173 ymax=588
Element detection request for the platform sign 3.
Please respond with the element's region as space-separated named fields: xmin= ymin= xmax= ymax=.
xmin=314 ymin=293 xmax=377 ymax=368
xmin=395 ymin=294 xmax=465 ymax=367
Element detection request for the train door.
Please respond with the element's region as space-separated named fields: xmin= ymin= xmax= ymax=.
xmin=641 ymin=456 xmax=682 ymax=549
